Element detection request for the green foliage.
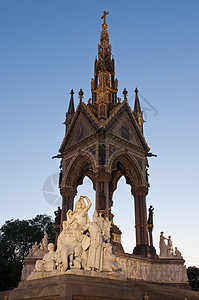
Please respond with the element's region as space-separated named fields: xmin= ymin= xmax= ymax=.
xmin=0 ymin=214 xmax=55 ymax=291
xmin=187 ymin=266 xmax=199 ymax=291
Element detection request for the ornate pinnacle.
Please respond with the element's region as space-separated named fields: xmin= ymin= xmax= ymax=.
xmin=78 ymin=89 xmax=84 ymax=103
xmin=134 ymin=87 xmax=144 ymax=128
xmin=134 ymin=87 xmax=139 ymax=96
xmin=123 ymin=88 xmax=128 ymax=102
xmin=67 ymin=89 xmax=75 ymax=115
xmin=101 ymin=10 xmax=109 ymax=30
xmin=134 ymin=87 xmax=141 ymax=114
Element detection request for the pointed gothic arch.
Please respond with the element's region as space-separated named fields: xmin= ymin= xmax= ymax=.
xmin=109 ymin=151 xmax=147 ymax=204
xmin=62 ymin=151 xmax=96 ymax=189
xmin=59 ymin=151 xmax=96 ymax=224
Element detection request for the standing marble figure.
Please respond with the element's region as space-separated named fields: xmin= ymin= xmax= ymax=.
xmin=85 ymin=211 xmax=103 ymax=271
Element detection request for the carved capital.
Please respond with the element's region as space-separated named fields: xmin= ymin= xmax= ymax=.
xmin=60 ymin=186 xmax=77 ymax=197
xmin=132 ymin=186 xmax=148 ymax=196
xmin=94 ymin=169 xmax=112 ymax=182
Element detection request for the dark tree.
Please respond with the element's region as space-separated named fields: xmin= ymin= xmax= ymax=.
xmin=0 ymin=214 xmax=55 ymax=291
xmin=187 ymin=266 xmax=199 ymax=291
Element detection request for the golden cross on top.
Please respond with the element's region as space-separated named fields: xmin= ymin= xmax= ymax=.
xmin=101 ymin=10 xmax=109 ymax=25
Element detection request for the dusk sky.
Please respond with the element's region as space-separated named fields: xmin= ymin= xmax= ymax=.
xmin=0 ymin=1 xmax=199 ymax=267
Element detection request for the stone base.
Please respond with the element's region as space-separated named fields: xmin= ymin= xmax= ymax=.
xmin=133 ymin=244 xmax=158 ymax=258
xmin=111 ymin=224 xmax=124 ymax=254
xmin=28 ymin=268 xmax=126 ymax=281
xmin=115 ymin=253 xmax=188 ymax=284
xmin=9 ymin=274 xmax=142 ymax=300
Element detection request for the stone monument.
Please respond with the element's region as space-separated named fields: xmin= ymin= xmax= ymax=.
xmin=9 ymin=10 xmax=189 ymax=300
xmin=20 ymin=231 xmax=48 ymax=281
xmin=27 ymin=197 xmax=122 ymax=281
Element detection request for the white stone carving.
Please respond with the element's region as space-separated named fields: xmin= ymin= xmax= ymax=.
xmin=28 ymin=241 xmax=39 ymax=256
xmin=27 ymin=231 xmax=48 ymax=258
xmin=175 ymin=247 xmax=183 ymax=258
xmin=85 ymin=211 xmax=103 ymax=271
xmin=159 ymin=231 xmax=183 ymax=259
xmin=39 ymin=231 xmax=48 ymax=252
xmin=35 ymin=243 xmax=57 ymax=272
xmin=167 ymin=236 xmax=174 ymax=257
xmin=159 ymin=231 xmax=168 ymax=257
xmin=21 ymin=231 xmax=49 ymax=280
xmin=26 ymin=201 xmax=188 ymax=284
xmin=66 ymin=196 xmax=91 ymax=231
xmin=28 ymin=196 xmax=120 ymax=280
xmin=115 ymin=256 xmax=187 ymax=284
xmin=103 ymin=243 xmax=119 ymax=272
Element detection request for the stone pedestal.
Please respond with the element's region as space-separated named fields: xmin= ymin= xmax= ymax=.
xmin=21 ymin=254 xmax=46 ymax=281
xmin=133 ymin=245 xmax=157 ymax=258
xmin=111 ymin=223 xmax=124 ymax=254
xmin=9 ymin=274 xmax=142 ymax=300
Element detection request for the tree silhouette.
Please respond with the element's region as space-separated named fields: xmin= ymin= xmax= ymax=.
xmin=187 ymin=266 xmax=199 ymax=291
xmin=0 ymin=214 xmax=55 ymax=291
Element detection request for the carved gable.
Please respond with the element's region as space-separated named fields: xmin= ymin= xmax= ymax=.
xmin=63 ymin=112 xmax=96 ymax=150
xmin=108 ymin=111 xmax=144 ymax=149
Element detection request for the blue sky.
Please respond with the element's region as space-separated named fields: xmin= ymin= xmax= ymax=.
xmin=0 ymin=1 xmax=199 ymax=267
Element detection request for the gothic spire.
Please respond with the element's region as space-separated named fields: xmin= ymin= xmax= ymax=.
xmin=134 ymin=88 xmax=141 ymax=115
xmin=68 ymin=89 xmax=75 ymax=114
xmin=64 ymin=89 xmax=75 ymax=130
xmin=133 ymin=88 xmax=144 ymax=132
xmin=97 ymin=10 xmax=113 ymax=74
xmin=90 ymin=11 xmax=119 ymax=122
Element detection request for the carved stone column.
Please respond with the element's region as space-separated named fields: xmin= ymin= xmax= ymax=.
xmin=132 ymin=187 xmax=149 ymax=256
xmin=95 ymin=182 xmax=109 ymax=213
xmin=148 ymin=226 xmax=153 ymax=247
xmin=95 ymin=172 xmax=111 ymax=216
xmin=132 ymin=187 xmax=157 ymax=257
xmin=134 ymin=195 xmax=148 ymax=244
xmin=95 ymin=172 xmax=124 ymax=254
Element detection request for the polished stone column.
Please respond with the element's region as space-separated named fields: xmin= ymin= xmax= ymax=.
xmin=148 ymin=226 xmax=153 ymax=247
xmin=95 ymin=181 xmax=109 ymax=215
xmin=133 ymin=187 xmax=150 ymax=256
xmin=134 ymin=195 xmax=148 ymax=245
xmin=134 ymin=195 xmax=142 ymax=245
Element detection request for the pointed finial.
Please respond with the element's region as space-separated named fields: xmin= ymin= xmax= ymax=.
xmin=101 ymin=11 xmax=109 ymax=30
xmin=123 ymin=88 xmax=128 ymax=102
xmin=68 ymin=89 xmax=75 ymax=114
xmin=134 ymin=87 xmax=141 ymax=113
xmin=134 ymin=87 xmax=144 ymax=128
xmin=134 ymin=87 xmax=139 ymax=96
xmin=78 ymin=89 xmax=84 ymax=103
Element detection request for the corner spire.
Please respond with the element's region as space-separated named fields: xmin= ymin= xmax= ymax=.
xmin=133 ymin=88 xmax=144 ymax=132
xmin=64 ymin=89 xmax=75 ymax=130
xmin=68 ymin=89 xmax=75 ymax=114
xmin=134 ymin=88 xmax=141 ymax=115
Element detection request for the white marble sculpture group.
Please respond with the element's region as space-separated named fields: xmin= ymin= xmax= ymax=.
xmin=159 ymin=231 xmax=183 ymax=258
xmin=27 ymin=231 xmax=48 ymax=257
xmin=29 ymin=196 xmax=119 ymax=279
xmin=23 ymin=196 xmax=188 ymax=284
